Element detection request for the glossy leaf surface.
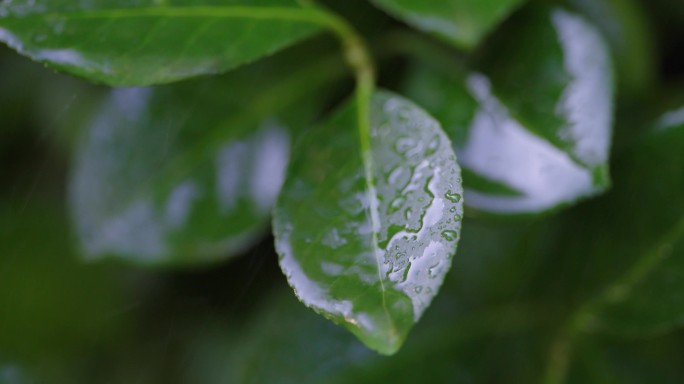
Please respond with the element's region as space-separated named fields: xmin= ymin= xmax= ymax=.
xmin=70 ymin=48 xmax=332 ymax=266
xmin=370 ymin=0 xmax=525 ymax=49
xmin=579 ymin=108 xmax=684 ymax=336
xmin=404 ymin=6 xmax=614 ymax=214
xmin=274 ymin=91 xmax=464 ymax=354
xmin=0 ymin=0 xmax=320 ymax=86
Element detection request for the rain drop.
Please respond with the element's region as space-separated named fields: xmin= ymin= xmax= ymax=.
xmin=441 ymin=230 xmax=458 ymax=241
xmin=425 ymin=135 xmax=441 ymax=156
xmin=394 ymin=136 xmax=416 ymax=155
xmin=428 ymin=262 xmax=441 ymax=278
xmin=445 ymin=190 xmax=462 ymax=203
xmin=388 ymin=167 xmax=406 ymax=186
xmin=388 ymin=196 xmax=406 ymax=214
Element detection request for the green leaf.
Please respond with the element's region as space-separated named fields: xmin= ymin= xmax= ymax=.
xmin=574 ymin=108 xmax=684 ymax=336
xmin=568 ymin=0 xmax=656 ymax=97
xmin=369 ymin=0 xmax=526 ymax=49
xmin=0 ymin=0 xmax=322 ymax=86
xmin=476 ymin=6 xmax=614 ymax=168
xmin=404 ymin=6 xmax=614 ymax=214
xmin=70 ymin=46 xmax=338 ymax=266
xmin=273 ymin=91 xmax=464 ymax=355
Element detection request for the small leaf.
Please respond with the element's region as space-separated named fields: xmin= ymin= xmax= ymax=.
xmin=70 ymin=48 xmax=332 ymax=266
xmin=273 ymin=91 xmax=464 ymax=354
xmin=370 ymin=0 xmax=526 ymax=49
xmin=404 ymin=6 xmax=614 ymax=214
xmin=0 ymin=0 xmax=321 ymax=85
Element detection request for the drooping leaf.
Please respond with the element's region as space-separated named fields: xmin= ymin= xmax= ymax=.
xmin=404 ymin=6 xmax=614 ymax=214
xmin=0 ymin=0 xmax=323 ymax=86
xmin=573 ymin=107 xmax=684 ymax=336
xmin=369 ymin=0 xmax=526 ymax=49
xmin=273 ymin=91 xmax=464 ymax=354
xmin=70 ymin=45 xmax=339 ymax=266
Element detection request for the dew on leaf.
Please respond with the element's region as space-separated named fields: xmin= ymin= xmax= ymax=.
xmin=394 ymin=136 xmax=416 ymax=155
xmin=445 ymin=190 xmax=462 ymax=203
xmin=425 ymin=135 xmax=441 ymax=156
xmin=440 ymin=230 xmax=458 ymax=241
xmin=388 ymin=196 xmax=406 ymax=214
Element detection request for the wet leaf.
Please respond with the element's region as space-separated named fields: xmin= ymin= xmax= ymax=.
xmin=0 ymin=0 xmax=321 ymax=86
xmin=273 ymin=91 xmax=464 ymax=354
xmin=369 ymin=0 xmax=525 ymax=49
xmin=70 ymin=47 xmax=336 ymax=266
xmin=404 ymin=6 xmax=614 ymax=214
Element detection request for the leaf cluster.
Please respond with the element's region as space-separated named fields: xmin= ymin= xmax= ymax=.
xmin=1 ymin=0 xmax=684 ymax=382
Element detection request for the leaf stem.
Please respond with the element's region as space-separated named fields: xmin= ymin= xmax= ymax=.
xmin=307 ymin=5 xmax=397 ymax=344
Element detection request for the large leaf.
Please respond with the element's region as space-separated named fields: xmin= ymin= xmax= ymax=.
xmin=70 ymin=45 xmax=338 ymax=266
xmin=404 ymin=6 xmax=614 ymax=214
xmin=273 ymin=91 xmax=464 ymax=354
xmin=369 ymin=0 xmax=525 ymax=49
xmin=573 ymin=107 xmax=684 ymax=336
xmin=0 ymin=0 xmax=322 ymax=86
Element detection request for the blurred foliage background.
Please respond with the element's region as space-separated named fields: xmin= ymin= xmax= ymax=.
xmin=2 ymin=0 xmax=684 ymax=383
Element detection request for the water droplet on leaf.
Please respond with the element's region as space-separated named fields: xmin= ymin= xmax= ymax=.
xmin=388 ymin=196 xmax=406 ymax=214
xmin=445 ymin=190 xmax=462 ymax=203
xmin=441 ymin=230 xmax=458 ymax=241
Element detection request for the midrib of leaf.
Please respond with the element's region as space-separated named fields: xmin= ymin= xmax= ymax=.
xmin=353 ymin=63 xmax=397 ymax=338
xmin=543 ymin=214 xmax=684 ymax=384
